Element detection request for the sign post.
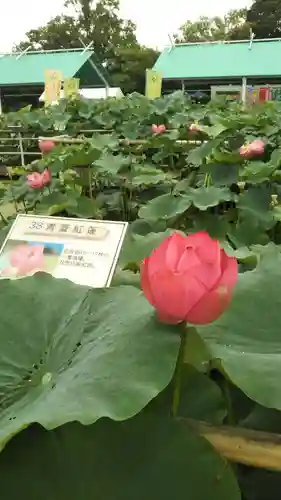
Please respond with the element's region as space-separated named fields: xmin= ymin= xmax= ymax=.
xmin=44 ymin=70 xmax=63 ymax=106
xmin=64 ymin=78 xmax=80 ymax=99
xmin=145 ymin=70 xmax=162 ymax=99
xmin=0 ymin=215 xmax=128 ymax=288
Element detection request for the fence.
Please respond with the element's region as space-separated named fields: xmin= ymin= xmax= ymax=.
xmin=0 ymin=127 xmax=112 ymax=173
xmin=0 ymin=127 xmax=204 ymax=175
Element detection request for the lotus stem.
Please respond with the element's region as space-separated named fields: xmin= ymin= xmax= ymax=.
xmin=171 ymin=324 xmax=188 ymax=417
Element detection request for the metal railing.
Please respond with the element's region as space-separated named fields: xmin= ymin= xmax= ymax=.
xmin=0 ymin=128 xmax=111 ymax=169
xmin=0 ymin=126 xmax=207 ymax=174
xmin=0 ymin=132 xmax=40 ymax=168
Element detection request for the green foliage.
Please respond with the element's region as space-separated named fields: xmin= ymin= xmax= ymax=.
xmin=175 ymin=8 xmax=249 ymax=43
xmin=0 ymin=274 xmax=181 ymax=448
xmin=2 ymin=92 xmax=281 ymax=251
xmin=13 ymin=0 xmax=157 ymax=93
xmin=247 ymin=0 xmax=281 ymax=38
xmin=107 ymin=46 xmax=159 ymax=94
xmin=0 ymin=411 xmax=240 ymax=500
xmin=197 ymin=245 xmax=281 ymax=410
xmin=15 ymin=0 xmax=137 ymax=62
xmin=2 ymin=92 xmax=281 ymax=498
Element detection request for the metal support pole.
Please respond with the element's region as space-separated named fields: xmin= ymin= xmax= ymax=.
xmin=241 ymin=76 xmax=247 ymax=104
xmin=18 ymin=133 xmax=25 ymax=166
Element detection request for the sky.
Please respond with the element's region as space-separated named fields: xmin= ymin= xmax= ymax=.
xmin=0 ymin=0 xmax=252 ymax=52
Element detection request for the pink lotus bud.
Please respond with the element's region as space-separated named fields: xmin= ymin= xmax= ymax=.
xmin=27 ymin=169 xmax=51 ymax=189
xmin=152 ymin=124 xmax=166 ymax=135
xmin=157 ymin=124 xmax=166 ymax=134
xmin=239 ymin=145 xmax=251 ymax=157
xmin=41 ymin=169 xmax=51 ymax=185
xmin=240 ymin=139 xmax=265 ymax=158
xmin=250 ymin=139 xmax=265 ymax=155
xmin=189 ymin=123 xmax=201 ymax=133
xmin=39 ymin=140 xmax=55 ymax=154
xmin=141 ymin=231 xmax=238 ymax=325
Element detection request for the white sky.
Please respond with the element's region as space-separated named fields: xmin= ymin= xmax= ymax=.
xmin=0 ymin=0 xmax=252 ymax=52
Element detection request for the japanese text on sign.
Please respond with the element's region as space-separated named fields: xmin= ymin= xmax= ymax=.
xmin=26 ymin=219 xmax=108 ymax=240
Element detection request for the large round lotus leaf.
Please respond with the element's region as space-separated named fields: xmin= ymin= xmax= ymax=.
xmin=0 ymin=413 xmax=240 ymax=500
xmin=197 ymin=246 xmax=281 ymax=410
xmin=0 ymin=273 xmax=180 ymax=448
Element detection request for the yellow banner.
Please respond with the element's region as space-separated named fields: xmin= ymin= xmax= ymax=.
xmin=45 ymin=70 xmax=62 ymax=105
xmin=64 ymin=78 xmax=80 ymax=99
xmin=145 ymin=70 xmax=162 ymax=99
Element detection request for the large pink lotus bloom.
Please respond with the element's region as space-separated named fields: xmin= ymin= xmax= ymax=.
xmin=239 ymin=139 xmax=265 ymax=159
xmin=6 ymin=244 xmax=45 ymax=277
xmin=141 ymin=231 xmax=238 ymax=325
xmin=27 ymin=169 xmax=51 ymax=189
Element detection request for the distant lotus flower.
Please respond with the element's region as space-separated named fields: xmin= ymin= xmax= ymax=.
xmin=39 ymin=140 xmax=55 ymax=154
xmin=2 ymin=244 xmax=45 ymax=277
xmin=152 ymin=124 xmax=166 ymax=135
xmin=189 ymin=123 xmax=201 ymax=133
xmin=41 ymin=169 xmax=51 ymax=185
xmin=27 ymin=169 xmax=51 ymax=189
xmin=239 ymin=139 xmax=265 ymax=158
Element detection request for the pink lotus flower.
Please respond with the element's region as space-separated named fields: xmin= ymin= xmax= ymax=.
xmin=141 ymin=231 xmax=238 ymax=325
xmin=152 ymin=124 xmax=166 ymax=135
xmin=27 ymin=169 xmax=51 ymax=189
xmin=189 ymin=123 xmax=201 ymax=134
xmin=2 ymin=244 xmax=45 ymax=277
xmin=239 ymin=139 xmax=265 ymax=159
xmin=39 ymin=139 xmax=55 ymax=154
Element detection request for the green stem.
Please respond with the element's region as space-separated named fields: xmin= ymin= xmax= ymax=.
xmin=169 ymin=155 xmax=175 ymax=171
xmin=6 ymin=169 xmax=18 ymax=213
xmin=88 ymin=165 xmax=93 ymax=201
xmin=22 ymin=199 xmax=28 ymax=214
xmin=171 ymin=323 xmax=188 ymax=418
xmin=203 ymin=172 xmax=212 ymax=187
xmin=0 ymin=211 xmax=7 ymax=225
xmin=221 ymin=377 xmax=236 ymax=426
xmin=121 ymin=188 xmax=128 ymax=221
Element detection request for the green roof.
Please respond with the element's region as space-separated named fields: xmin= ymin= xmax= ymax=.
xmin=0 ymin=50 xmax=109 ymax=86
xmin=153 ymin=39 xmax=281 ymax=80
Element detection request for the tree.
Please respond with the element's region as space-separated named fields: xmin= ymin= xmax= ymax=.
xmin=14 ymin=0 xmax=154 ymax=94
xmin=247 ymin=0 xmax=281 ymax=38
xmin=107 ymin=46 xmax=159 ymax=94
xmin=176 ymin=9 xmax=250 ymax=43
xmin=64 ymin=0 xmax=137 ymax=57
xmin=15 ymin=0 xmax=138 ymax=61
xmin=15 ymin=16 xmax=82 ymax=51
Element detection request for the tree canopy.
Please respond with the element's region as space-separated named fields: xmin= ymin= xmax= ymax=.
xmin=247 ymin=0 xmax=281 ymax=38
xmin=15 ymin=15 xmax=82 ymax=52
xmin=15 ymin=0 xmax=138 ymax=61
xmin=175 ymin=9 xmax=250 ymax=43
xmin=107 ymin=46 xmax=159 ymax=94
xmin=175 ymin=1 xmax=281 ymax=43
xmin=15 ymin=0 xmax=160 ymax=94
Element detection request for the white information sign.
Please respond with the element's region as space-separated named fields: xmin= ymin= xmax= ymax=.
xmin=0 ymin=215 xmax=128 ymax=288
